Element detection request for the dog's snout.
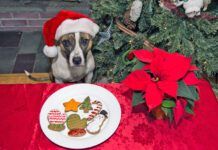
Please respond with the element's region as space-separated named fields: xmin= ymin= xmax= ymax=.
xmin=73 ymin=56 xmax=82 ymax=65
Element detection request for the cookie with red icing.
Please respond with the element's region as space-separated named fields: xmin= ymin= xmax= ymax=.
xmin=87 ymin=100 xmax=102 ymax=121
xmin=47 ymin=109 xmax=67 ymax=131
xmin=68 ymin=129 xmax=86 ymax=137
xmin=86 ymin=110 xmax=108 ymax=134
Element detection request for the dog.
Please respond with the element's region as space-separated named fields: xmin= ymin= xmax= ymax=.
xmin=52 ymin=32 xmax=95 ymax=83
xmin=25 ymin=32 xmax=95 ymax=83
xmin=25 ymin=10 xmax=100 ymax=83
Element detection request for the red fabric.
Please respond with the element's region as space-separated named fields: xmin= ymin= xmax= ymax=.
xmin=0 ymin=80 xmax=218 ymax=150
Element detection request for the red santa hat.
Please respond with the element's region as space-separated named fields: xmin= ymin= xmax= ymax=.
xmin=43 ymin=10 xmax=99 ymax=57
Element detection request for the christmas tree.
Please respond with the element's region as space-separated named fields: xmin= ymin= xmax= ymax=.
xmin=91 ymin=0 xmax=218 ymax=88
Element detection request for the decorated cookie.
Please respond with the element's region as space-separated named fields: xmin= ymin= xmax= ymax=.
xmin=63 ymin=98 xmax=81 ymax=112
xmin=68 ymin=129 xmax=86 ymax=137
xmin=86 ymin=110 xmax=108 ymax=134
xmin=48 ymin=124 xmax=65 ymax=131
xmin=79 ymin=96 xmax=93 ymax=113
xmin=66 ymin=114 xmax=87 ymax=130
xmin=47 ymin=109 xmax=67 ymax=131
xmin=87 ymin=100 xmax=102 ymax=121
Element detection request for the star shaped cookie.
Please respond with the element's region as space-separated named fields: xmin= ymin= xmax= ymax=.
xmin=63 ymin=98 xmax=81 ymax=112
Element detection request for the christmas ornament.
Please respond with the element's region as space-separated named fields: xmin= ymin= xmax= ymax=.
xmin=123 ymin=0 xmax=143 ymax=30
xmin=183 ymin=0 xmax=212 ymax=18
xmin=130 ymin=0 xmax=143 ymax=22
xmin=183 ymin=0 xmax=204 ymax=18
xmin=97 ymin=19 xmax=113 ymax=46
xmin=43 ymin=10 xmax=99 ymax=57
xmin=159 ymin=0 xmax=212 ymax=18
xmin=123 ymin=10 xmax=137 ymax=30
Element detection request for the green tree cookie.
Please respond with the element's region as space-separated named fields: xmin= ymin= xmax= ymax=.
xmin=79 ymin=96 xmax=93 ymax=113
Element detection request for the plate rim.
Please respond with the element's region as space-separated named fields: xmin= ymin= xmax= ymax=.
xmin=39 ymin=83 xmax=121 ymax=149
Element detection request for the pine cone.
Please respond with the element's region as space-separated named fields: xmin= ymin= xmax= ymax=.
xmin=123 ymin=10 xmax=137 ymax=30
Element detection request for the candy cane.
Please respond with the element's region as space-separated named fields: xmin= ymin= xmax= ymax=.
xmin=87 ymin=100 xmax=102 ymax=121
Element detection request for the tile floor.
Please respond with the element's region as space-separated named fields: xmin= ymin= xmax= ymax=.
xmin=0 ymin=31 xmax=50 ymax=74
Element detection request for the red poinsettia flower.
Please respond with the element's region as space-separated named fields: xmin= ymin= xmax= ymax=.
xmin=132 ymin=47 xmax=198 ymax=71
xmin=123 ymin=48 xmax=192 ymax=111
xmin=183 ymin=72 xmax=199 ymax=86
xmin=132 ymin=47 xmax=199 ymax=86
xmin=132 ymin=47 xmax=168 ymax=63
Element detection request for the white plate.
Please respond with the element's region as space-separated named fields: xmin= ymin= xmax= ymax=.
xmin=39 ymin=84 xmax=121 ymax=149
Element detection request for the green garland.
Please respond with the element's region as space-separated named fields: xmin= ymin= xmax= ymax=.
xmin=91 ymin=0 xmax=218 ymax=84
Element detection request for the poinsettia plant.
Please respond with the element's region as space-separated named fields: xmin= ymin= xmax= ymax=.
xmin=122 ymin=47 xmax=199 ymax=124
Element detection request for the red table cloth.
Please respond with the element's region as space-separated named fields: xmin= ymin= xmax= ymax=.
xmin=0 ymin=79 xmax=218 ymax=150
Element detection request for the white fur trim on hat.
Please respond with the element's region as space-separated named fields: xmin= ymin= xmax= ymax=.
xmin=43 ymin=45 xmax=58 ymax=58
xmin=55 ymin=18 xmax=99 ymax=40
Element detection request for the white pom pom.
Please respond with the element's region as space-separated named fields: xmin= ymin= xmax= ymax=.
xmin=43 ymin=45 xmax=58 ymax=58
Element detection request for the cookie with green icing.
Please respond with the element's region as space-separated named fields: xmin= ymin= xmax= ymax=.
xmin=48 ymin=124 xmax=65 ymax=131
xmin=66 ymin=114 xmax=87 ymax=130
xmin=79 ymin=96 xmax=93 ymax=113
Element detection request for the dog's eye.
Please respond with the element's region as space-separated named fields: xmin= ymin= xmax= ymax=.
xmin=80 ymin=39 xmax=89 ymax=46
xmin=62 ymin=40 xmax=71 ymax=47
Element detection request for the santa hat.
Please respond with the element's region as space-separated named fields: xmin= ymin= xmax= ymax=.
xmin=43 ymin=10 xmax=99 ymax=57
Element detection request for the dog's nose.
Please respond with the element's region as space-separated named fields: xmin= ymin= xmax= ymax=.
xmin=73 ymin=56 xmax=82 ymax=65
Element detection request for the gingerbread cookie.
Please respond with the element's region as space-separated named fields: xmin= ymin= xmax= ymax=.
xmin=86 ymin=110 xmax=108 ymax=134
xmin=87 ymin=100 xmax=102 ymax=121
xmin=79 ymin=96 xmax=93 ymax=113
xmin=63 ymin=98 xmax=81 ymax=112
xmin=47 ymin=109 xmax=67 ymax=131
xmin=66 ymin=114 xmax=87 ymax=130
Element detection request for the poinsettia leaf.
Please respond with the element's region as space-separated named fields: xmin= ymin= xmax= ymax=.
xmin=161 ymin=107 xmax=173 ymax=123
xmin=161 ymin=107 xmax=168 ymax=116
xmin=132 ymin=91 xmax=145 ymax=106
xmin=178 ymin=81 xmax=198 ymax=100
xmin=188 ymin=86 xmax=199 ymax=100
xmin=187 ymin=99 xmax=195 ymax=106
xmin=132 ymin=61 xmax=145 ymax=71
xmin=185 ymin=104 xmax=194 ymax=114
xmin=168 ymin=109 xmax=174 ymax=123
xmin=162 ymin=99 xmax=176 ymax=108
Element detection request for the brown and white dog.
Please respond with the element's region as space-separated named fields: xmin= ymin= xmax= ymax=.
xmin=25 ymin=11 xmax=99 ymax=83
xmin=52 ymin=32 xmax=95 ymax=83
